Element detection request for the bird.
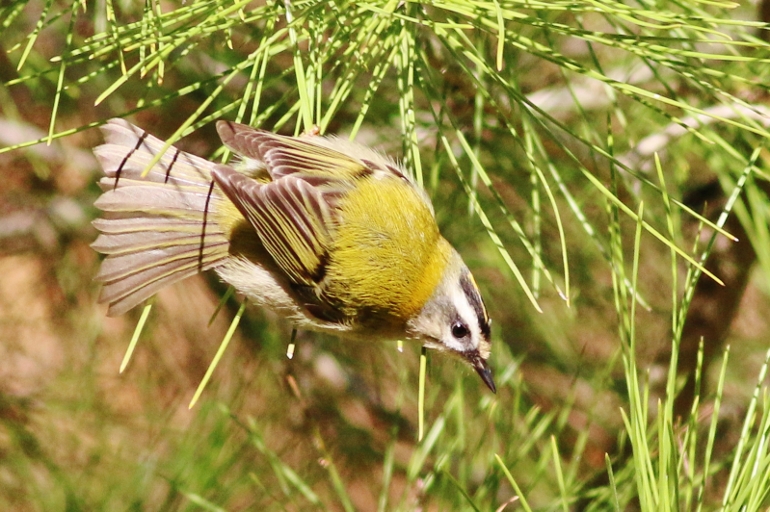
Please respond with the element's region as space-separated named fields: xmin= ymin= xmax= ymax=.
xmin=91 ymin=118 xmax=496 ymax=392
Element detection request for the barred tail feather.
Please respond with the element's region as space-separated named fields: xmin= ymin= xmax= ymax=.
xmin=92 ymin=118 xmax=231 ymax=316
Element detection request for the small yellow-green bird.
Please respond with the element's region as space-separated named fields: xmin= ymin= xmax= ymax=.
xmin=92 ymin=118 xmax=495 ymax=392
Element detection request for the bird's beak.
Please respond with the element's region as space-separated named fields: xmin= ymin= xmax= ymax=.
xmin=465 ymin=350 xmax=496 ymax=393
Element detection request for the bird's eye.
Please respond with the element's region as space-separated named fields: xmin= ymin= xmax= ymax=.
xmin=451 ymin=321 xmax=469 ymax=339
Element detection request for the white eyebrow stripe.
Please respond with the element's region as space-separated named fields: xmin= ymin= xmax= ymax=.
xmin=460 ymin=271 xmax=489 ymax=337
xmin=448 ymin=284 xmax=482 ymax=351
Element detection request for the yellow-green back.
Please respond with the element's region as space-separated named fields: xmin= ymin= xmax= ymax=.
xmin=326 ymin=176 xmax=450 ymax=322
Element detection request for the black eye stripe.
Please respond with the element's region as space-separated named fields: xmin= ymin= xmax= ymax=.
xmin=460 ymin=271 xmax=491 ymax=339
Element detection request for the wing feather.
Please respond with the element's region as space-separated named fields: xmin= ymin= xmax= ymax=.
xmin=212 ymin=165 xmax=335 ymax=287
xmin=217 ymin=121 xmax=369 ymax=181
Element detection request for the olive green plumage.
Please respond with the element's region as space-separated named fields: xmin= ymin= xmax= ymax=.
xmin=92 ymin=118 xmax=495 ymax=392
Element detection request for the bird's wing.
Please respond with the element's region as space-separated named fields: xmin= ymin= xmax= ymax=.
xmin=216 ymin=121 xmax=409 ymax=184
xmin=212 ymin=164 xmax=336 ymax=290
xmin=217 ymin=121 xmax=365 ymax=181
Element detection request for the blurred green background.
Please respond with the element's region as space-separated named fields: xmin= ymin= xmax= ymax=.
xmin=3 ymin=0 xmax=770 ymax=510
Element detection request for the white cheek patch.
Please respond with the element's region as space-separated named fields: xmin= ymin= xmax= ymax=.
xmin=442 ymin=335 xmax=467 ymax=353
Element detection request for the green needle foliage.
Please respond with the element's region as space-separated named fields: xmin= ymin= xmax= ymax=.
xmin=2 ymin=0 xmax=770 ymax=509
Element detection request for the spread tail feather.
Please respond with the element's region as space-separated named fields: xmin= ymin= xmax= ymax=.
xmin=92 ymin=118 xmax=231 ymax=316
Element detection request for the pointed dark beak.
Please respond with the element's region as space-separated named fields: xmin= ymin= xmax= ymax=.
xmin=465 ymin=351 xmax=496 ymax=393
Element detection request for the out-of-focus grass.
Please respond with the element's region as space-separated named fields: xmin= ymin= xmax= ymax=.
xmin=2 ymin=0 xmax=770 ymax=509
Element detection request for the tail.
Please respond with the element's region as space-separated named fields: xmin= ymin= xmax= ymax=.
xmin=92 ymin=118 xmax=231 ymax=316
